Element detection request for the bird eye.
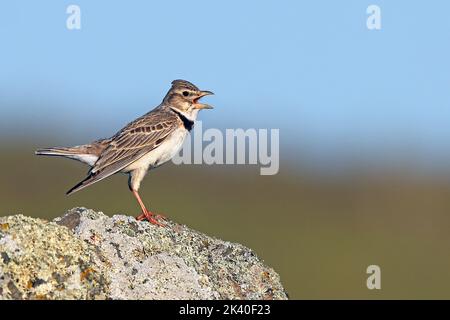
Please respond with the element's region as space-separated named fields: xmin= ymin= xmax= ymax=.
xmin=182 ymin=91 xmax=189 ymax=97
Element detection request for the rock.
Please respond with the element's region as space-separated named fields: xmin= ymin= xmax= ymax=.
xmin=0 ymin=207 xmax=288 ymax=300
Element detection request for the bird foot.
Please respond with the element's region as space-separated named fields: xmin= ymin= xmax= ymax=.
xmin=136 ymin=210 xmax=166 ymax=227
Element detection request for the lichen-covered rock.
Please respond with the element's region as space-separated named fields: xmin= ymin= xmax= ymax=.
xmin=0 ymin=208 xmax=288 ymax=300
xmin=0 ymin=214 xmax=108 ymax=299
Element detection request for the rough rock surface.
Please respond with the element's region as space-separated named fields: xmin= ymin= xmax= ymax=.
xmin=0 ymin=207 xmax=287 ymax=300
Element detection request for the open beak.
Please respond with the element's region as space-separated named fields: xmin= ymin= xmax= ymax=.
xmin=193 ymin=90 xmax=214 ymax=109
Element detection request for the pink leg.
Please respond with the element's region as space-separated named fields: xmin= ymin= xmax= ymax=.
xmin=132 ymin=190 xmax=165 ymax=227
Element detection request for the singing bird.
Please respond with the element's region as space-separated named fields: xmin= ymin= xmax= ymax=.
xmin=35 ymin=80 xmax=214 ymax=225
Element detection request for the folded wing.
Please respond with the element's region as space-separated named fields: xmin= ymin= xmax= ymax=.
xmin=67 ymin=109 xmax=178 ymax=195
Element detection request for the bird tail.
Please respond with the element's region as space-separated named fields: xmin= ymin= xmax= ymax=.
xmin=35 ymin=146 xmax=83 ymax=156
xmin=36 ymin=140 xmax=114 ymax=195
xmin=35 ymin=145 xmax=99 ymax=166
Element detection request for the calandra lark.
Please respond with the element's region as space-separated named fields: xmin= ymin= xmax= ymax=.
xmin=36 ymin=80 xmax=213 ymax=225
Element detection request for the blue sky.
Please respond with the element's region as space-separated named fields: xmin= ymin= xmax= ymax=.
xmin=1 ymin=1 xmax=450 ymax=170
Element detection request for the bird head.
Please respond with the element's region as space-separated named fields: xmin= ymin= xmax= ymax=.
xmin=163 ymin=79 xmax=214 ymax=115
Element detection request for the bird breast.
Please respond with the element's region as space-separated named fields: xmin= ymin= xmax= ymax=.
xmin=122 ymin=127 xmax=188 ymax=172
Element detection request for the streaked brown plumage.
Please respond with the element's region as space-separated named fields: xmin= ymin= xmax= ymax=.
xmin=36 ymin=79 xmax=214 ymax=225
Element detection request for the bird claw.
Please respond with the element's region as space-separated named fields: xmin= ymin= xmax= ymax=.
xmin=136 ymin=211 xmax=166 ymax=227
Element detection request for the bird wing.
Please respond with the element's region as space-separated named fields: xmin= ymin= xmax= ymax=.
xmin=66 ymin=108 xmax=179 ymax=195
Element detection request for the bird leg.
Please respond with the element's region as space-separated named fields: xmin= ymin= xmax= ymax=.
xmin=132 ymin=190 xmax=165 ymax=226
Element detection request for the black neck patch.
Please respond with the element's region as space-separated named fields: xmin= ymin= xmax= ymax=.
xmin=172 ymin=108 xmax=195 ymax=131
